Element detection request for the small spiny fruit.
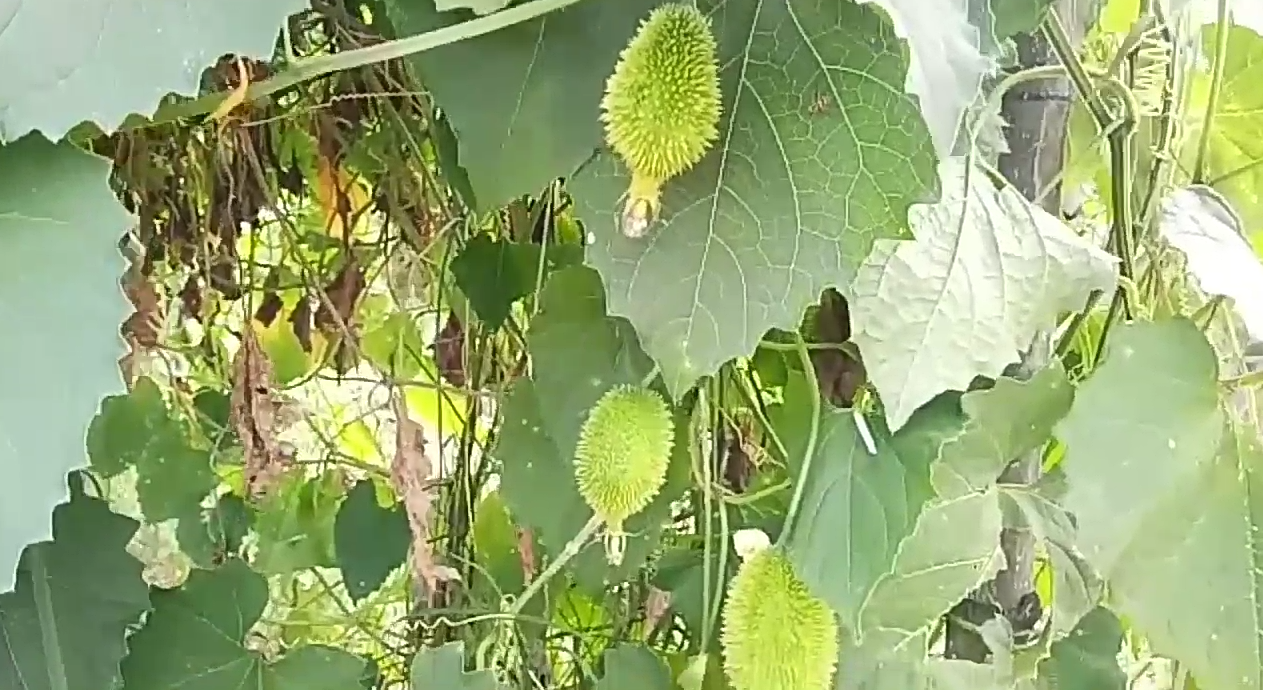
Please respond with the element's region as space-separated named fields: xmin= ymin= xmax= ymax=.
xmin=600 ymin=3 xmax=722 ymax=237
xmin=721 ymin=530 xmax=839 ymax=690
xmin=574 ymin=384 xmax=674 ymax=563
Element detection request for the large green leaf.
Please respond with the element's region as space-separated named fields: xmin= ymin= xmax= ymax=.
xmin=1055 ymin=319 xmax=1263 ymax=690
xmin=121 ymin=559 xmax=370 ymax=689
xmin=1033 ymin=606 xmax=1126 ymax=690
xmin=175 ymin=492 xmax=254 ymax=570
xmin=0 ymin=487 xmax=150 ymax=690
xmin=87 ymin=377 xmax=218 ymax=522
xmin=383 ymin=0 xmax=664 ymax=212
xmin=0 ymin=135 xmax=130 ymax=593
xmin=334 ymin=480 xmax=410 ymax=602
xmin=932 ymin=364 xmax=1075 ymax=499
xmin=450 ymin=235 xmax=582 ymax=329
xmin=410 ymin=641 xmax=508 ymax=690
xmin=837 ymin=628 xmax=1012 ymax=690
xmin=851 ymin=158 xmax=1117 ymax=431
xmin=1180 ymin=24 xmax=1263 ymax=237
xmin=0 ymin=0 xmax=307 ymax=140
xmin=1056 ymin=319 xmax=1223 ymax=571
xmin=491 ymin=266 xmax=691 ymax=587
xmin=253 ymin=471 xmax=344 ymax=576
xmin=845 ymin=368 xmax=1074 ymax=642
xmin=775 ymin=371 xmax=940 ymax=636
xmin=572 ymin=0 xmax=938 ymax=396
xmin=595 ymin=645 xmax=673 ymax=690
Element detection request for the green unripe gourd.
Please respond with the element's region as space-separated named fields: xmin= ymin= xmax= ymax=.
xmin=720 ymin=536 xmax=839 ymax=690
xmin=600 ymin=3 xmax=722 ymax=238
xmin=573 ymin=384 xmax=674 ymax=563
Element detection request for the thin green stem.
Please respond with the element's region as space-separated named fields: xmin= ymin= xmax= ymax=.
xmin=1193 ymin=0 xmax=1232 ymax=182
xmin=507 ymin=515 xmax=602 ymax=617
xmin=775 ymin=336 xmax=823 ymax=549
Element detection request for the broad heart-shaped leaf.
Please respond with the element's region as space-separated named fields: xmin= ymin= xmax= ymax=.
xmin=0 ymin=488 xmax=150 ymax=690
xmin=776 ymin=370 xmax=943 ymax=636
xmin=1055 ymin=319 xmax=1223 ymax=573
xmin=859 ymin=489 xmax=1003 ymax=637
xmin=410 ymin=641 xmax=508 ymax=690
xmin=335 ymin=480 xmax=410 ymax=602
xmin=1179 ymin=25 xmax=1263 ymax=238
xmin=572 ymin=0 xmax=939 ymax=398
xmin=853 ymin=0 xmax=997 ymax=158
xmin=492 ymin=266 xmax=691 ymax=588
xmin=1158 ymin=185 xmax=1263 ymax=340
xmin=121 ymin=558 xmax=370 ymax=689
xmin=0 ymin=0 xmax=306 ymax=141
xmin=382 ymin=0 xmax=665 ymax=213
xmin=595 ymin=644 xmax=673 ymax=690
xmin=175 ymin=492 xmax=254 ymax=570
xmin=253 ymin=471 xmax=343 ymax=576
xmin=87 ymin=377 xmax=217 ymax=522
xmin=851 ymin=157 xmax=1118 ymax=432
xmin=836 ymin=628 xmax=1012 ymax=690
xmin=450 ymin=235 xmax=582 ymax=330
xmin=1056 ymin=319 xmax=1263 ymax=690
xmin=1032 ymin=606 xmax=1126 ymax=690
xmin=932 ymin=364 xmax=1075 ymax=499
xmin=0 ymin=135 xmax=130 ymax=593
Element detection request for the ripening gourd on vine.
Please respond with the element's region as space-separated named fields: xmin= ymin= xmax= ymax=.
xmin=573 ymin=384 xmax=675 ymax=565
xmin=599 ymin=2 xmax=722 ymax=238
xmin=721 ymin=529 xmax=839 ymax=690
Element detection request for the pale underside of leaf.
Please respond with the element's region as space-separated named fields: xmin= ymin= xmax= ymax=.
xmin=851 ymin=156 xmax=1118 ymax=432
xmin=853 ymin=0 xmax=998 ymax=159
xmin=0 ymin=0 xmax=308 ymax=141
xmin=1158 ymin=185 xmax=1263 ymax=341
xmin=0 ymin=137 xmax=130 ymax=593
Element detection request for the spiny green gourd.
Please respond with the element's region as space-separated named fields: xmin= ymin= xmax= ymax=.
xmin=600 ymin=3 xmax=722 ymax=238
xmin=720 ymin=531 xmax=839 ymax=690
xmin=573 ymin=384 xmax=674 ymax=563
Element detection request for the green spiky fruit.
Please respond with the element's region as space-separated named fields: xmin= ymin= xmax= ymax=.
xmin=573 ymin=384 xmax=674 ymax=535
xmin=599 ymin=3 xmax=721 ymax=236
xmin=721 ymin=547 xmax=839 ymax=690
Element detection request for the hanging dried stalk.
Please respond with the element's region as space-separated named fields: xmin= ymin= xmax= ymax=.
xmin=390 ymin=392 xmax=452 ymax=598
xmin=230 ymin=324 xmax=289 ymax=497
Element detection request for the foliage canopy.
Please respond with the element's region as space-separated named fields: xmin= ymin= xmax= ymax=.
xmin=4 ymin=0 xmax=1263 ymax=689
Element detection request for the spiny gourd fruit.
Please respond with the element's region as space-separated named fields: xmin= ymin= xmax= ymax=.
xmin=573 ymin=384 xmax=674 ymax=564
xmin=720 ymin=530 xmax=839 ymax=690
xmin=599 ymin=3 xmax=722 ymax=238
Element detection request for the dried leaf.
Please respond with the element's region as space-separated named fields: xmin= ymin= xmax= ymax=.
xmin=434 ymin=311 xmax=467 ymax=387
xmin=517 ymin=527 xmax=537 ymax=583
xmin=643 ymin=586 xmax=672 ymax=636
xmin=121 ymin=270 xmax=162 ymax=349
xmin=810 ymin=288 xmax=866 ymax=407
xmin=230 ymin=324 xmax=288 ymax=497
xmin=314 ymin=259 xmax=366 ymax=335
xmin=390 ymin=392 xmax=449 ymax=597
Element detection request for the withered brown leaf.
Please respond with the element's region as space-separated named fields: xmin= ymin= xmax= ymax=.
xmin=390 ymin=393 xmax=453 ymax=599
xmin=230 ymin=324 xmax=289 ymax=498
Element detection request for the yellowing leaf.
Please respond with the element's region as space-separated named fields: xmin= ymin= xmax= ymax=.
xmin=251 ymin=316 xmax=315 ymax=386
xmin=314 ymin=155 xmax=372 ymax=241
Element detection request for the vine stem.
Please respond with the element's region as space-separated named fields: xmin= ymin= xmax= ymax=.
xmin=507 ymin=514 xmax=603 ymax=617
xmin=1192 ymin=0 xmax=1232 ymax=181
xmin=130 ymin=0 xmax=588 ymax=130
xmin=775 ymin=335 xmax=822 ymax=549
